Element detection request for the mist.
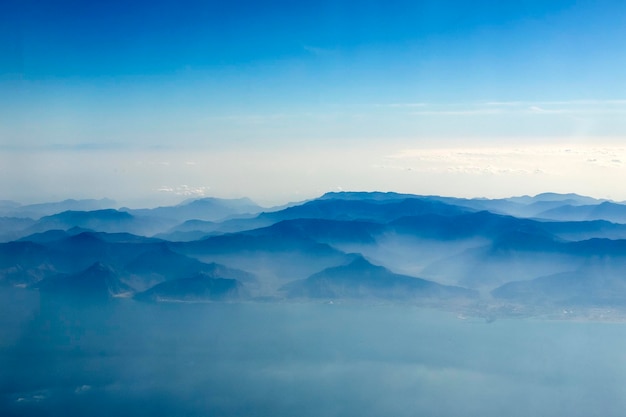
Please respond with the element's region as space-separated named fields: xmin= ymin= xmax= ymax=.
xmin=3 ymin=287 xmax=626 ymax=417
xmin=6 ymin=0 xmax=626 ymax=414
xmin=5 ymin=192 xmax=626 ymax=415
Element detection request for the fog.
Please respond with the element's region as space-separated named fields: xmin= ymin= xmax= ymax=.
xmin=333 ymin=233 xmax=489 ymax=286
xmin=2 ymin=287 xmax=626 ymax=417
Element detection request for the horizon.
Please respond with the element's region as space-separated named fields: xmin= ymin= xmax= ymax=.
xmin=5 ymin=2 xmax=626 ymax=413
xmin=2 ymin=188 xmax=621 ymax=211
xmin=2 ymin=1 xmax=626 ymax=206
xmin=3 ymin=145 xmax=626 ymax=207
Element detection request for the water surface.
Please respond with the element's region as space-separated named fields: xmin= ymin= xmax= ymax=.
xmin=1 ymin=287 xmax=626 ymax=416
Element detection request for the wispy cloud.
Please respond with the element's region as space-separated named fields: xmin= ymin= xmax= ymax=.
xmin=481 ymin=99 xmax=626 ymax=116
xmin=384 ymin=145 xmax=626 ymax=176
xmin=378 ymin=103 xmax=428 ymax=108
xmin=526 ymin=106 xmax=567 ymax=114
xmin=380 ymin=99 xmax=626 ymax=117
xmin=409 ymin=109 xmax=504 ymax=116
xmin=482 ymin=99 xmax=626 ymax=106
xmin=157 ymin=185 xmax=211 ymax=197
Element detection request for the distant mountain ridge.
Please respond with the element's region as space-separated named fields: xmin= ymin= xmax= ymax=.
xmin=535 ymin=201 xmax=626 ymax=223
xmin=122 ymin=197 xmax=263 ymax=223
xmin=134 ymin=272 xmax=246 ymax=302
xmin=492 ymin=256 xmax=626 ymax=306
xmin=283 ymin=256 xmax=477 ymax=301
xmin=37 ymin=262 xmax=132 ymax=300
xmin=0 ymin=198 xmax=117 ymax=219
xmin=3 ymin=190 xmax=626 ymax=313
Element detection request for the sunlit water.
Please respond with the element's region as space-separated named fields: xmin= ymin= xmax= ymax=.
xmin=2 ymin=287 xmax=626 ymax=417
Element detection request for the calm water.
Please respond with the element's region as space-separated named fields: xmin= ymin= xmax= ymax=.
xmin=2 ymin=287 xmax=626 ymax=416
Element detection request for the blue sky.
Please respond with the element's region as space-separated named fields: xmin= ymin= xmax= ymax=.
xmin=2 ymin=0 xmax=626 ymax=205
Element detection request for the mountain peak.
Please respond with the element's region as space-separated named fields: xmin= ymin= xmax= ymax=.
xmin=319 ymin=191 xmax=414 ymax=201
xmin=134 ymin=273 xmax=245 ymax=303
xmin=37 ymin=262 xmax=131 ymax=300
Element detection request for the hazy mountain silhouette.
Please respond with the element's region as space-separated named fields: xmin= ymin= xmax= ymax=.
xmin=0 ymin=241 xmax=50 ymax=269
xmin=17 ymin=228 xmax=74 ymax=243
xmin=124 ymin=243 xmax=256 ymax=291
xmin=6 ymin=191 xmax=626 ymax=309
xmin=540 ymin=220 xmax=626 ymax=241
xmin=8 ymin=231 xmax=166 ymax=277
xmin=387 ymin=211 xmax=548 ymax=241
xmin=134 ymin=272 xmax=245 ymax=302
xmin=245 ymin=218 xmax=383 ymax=245
xmin=123 ymin=197 xmax=263 ymax=223
xmin=0 ymin=241 xmax=55 ymax=286
xmin=282 ymin=256 xmax=477 ymax=301
xmin=23 ymin=209 xmax=176 ymax=236
xmin=0 ymin=198 xmax=117 ymax=219
xmin=419 ymin=228 xmax=574 ymax=289
xmin=0 ymin=217 xmax=37 ymax=242
xmin=177 ymin=230 xmax=345 ymax=256
xmin=492 ymin=256 xmax=626 ymax=306
xmin=536 ymin=201 xmax=626 ymax=223
xmin=506 ymin=192 xmax=603 ymax=206
xmin=259 ymin=197 xmax=471 ymax=224
xmin=318 ymin=191 xmax=419 ymax=201
xmin=155 ymin=219 xmax=218 ymax=241
xmin=37 ymin=262 xmax=132 ymax=300
xmin=174 ymin=230 xmax=351 ymax=293
xmin=417 ymin=192 xmax=604 ymax=218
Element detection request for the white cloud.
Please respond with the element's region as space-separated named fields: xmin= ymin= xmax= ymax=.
xmin=484 ymin=99 xmax=626 ymax=106
xmin=410 ymin=109 xmax=504 ymax=116
xmin=383 ymin=99 xmax=626 ymax=117
xmin=157 ymin=184 xmax=211 ymax=197
xmin=386 ymin=145 xmax=626 ymax=176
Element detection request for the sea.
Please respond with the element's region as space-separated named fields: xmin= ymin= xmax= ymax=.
xmin=2 ymin=286 xmax=626 ymax=416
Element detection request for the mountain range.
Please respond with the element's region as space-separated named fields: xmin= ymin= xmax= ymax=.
xmin=3 ymin=191 xmax=626 ymax=315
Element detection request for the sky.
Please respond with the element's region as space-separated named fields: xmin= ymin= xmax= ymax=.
xmin=2 ymin=0 xmax=626 ymax=207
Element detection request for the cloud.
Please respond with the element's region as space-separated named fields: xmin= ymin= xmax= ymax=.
xmin=381 ymin=99 xmax=626 ymax=117
xmin=410 ymin=109 xmax=504 ymax=116
xmin=385 ymin=145 xmax=626 ymax=176
xmin=380 ymin=103 xmax=428 ymax=108
xmin=157 ymin=185 xmax=211 ymax=197
xmin=485 ymin=99 xmax=626 ymax=115
xmin=484 ymin=99 xmax=626 ymax=106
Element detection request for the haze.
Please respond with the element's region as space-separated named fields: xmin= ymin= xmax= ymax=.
xmin=4 ymin=291 xmax=626 ymax=417
xmin=3 ymin=1 xmax=626 ymax=205
xmin=3 ymin=1 xmax=626 ymax=416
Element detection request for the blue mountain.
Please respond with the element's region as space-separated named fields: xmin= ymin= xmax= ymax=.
xmin=123 ymin=197 xmax=262 ymax=223
xmin=259 ymin=196 xmax=471 ymax=224
xmin=134 ymin=272 xmax=245 ymax=302
xmin=536 ymin=201 xmax=626 ymax=223
xmin=492 ymin=256 xmax=626 ymax=306
xmin=37 ymin=262 xmax=132 ymax=300
xmin=0 ymin=198 xmax=117 ymax=219
xmin=282 ymin=256 xmax=477 ymax=301
xmin=124 ymin=243 xmax=256 ymax=291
